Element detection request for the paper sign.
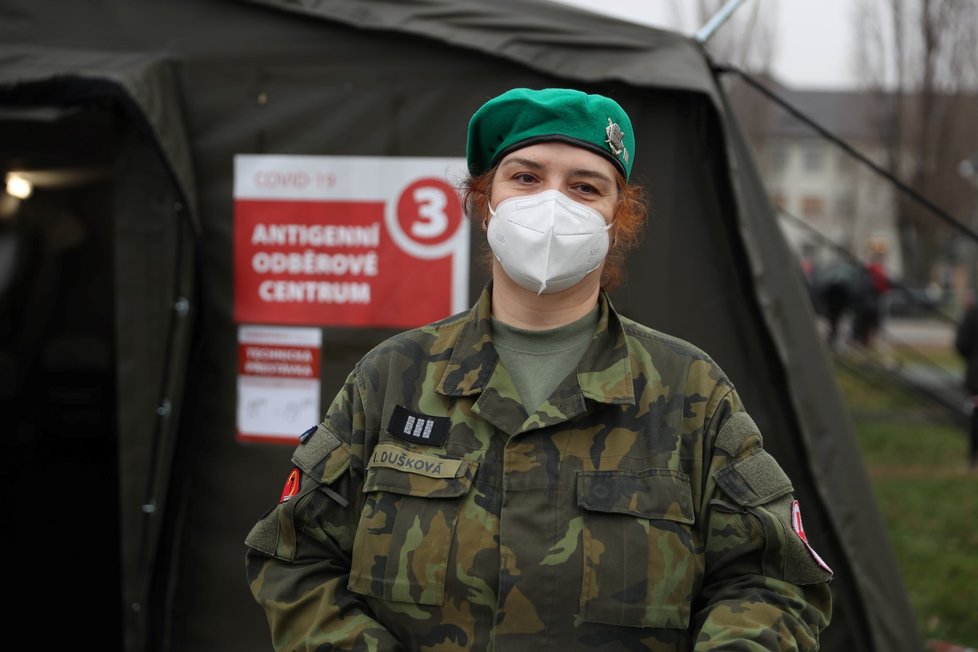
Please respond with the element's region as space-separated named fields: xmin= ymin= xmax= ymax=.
xmin=236 ymin=326 xmax=322 ymax=444
xmin=233 ymin=155 xmax=469 ymax=328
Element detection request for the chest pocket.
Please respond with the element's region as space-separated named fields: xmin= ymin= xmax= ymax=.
xmin=348 ymin=442 xmax=478 ymax=606
xmin=577 ymin=468 xmax=698 ymax=630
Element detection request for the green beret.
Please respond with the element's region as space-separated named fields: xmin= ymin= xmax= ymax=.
xmin=466 ymin=87 xmax=635 ymax=180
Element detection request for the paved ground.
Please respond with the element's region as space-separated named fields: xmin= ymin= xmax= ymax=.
xmin=817 ymin=316 xmax=972 ymax=419
xmin=883 ymin=316 xmax=956 ymax=348
xmin=824 ymin=315 xmax=970 ymax=420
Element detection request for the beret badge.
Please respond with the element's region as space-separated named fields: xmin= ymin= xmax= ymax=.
xmin=605 ymin=118 xmax=628 ymax=164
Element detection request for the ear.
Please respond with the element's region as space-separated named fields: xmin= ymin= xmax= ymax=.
xmin=482 ymin=188 xmax=494 ymax=233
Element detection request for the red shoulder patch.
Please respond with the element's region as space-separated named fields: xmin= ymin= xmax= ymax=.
xmin=279 ymin=467 xmax=302 ymax=503
xmin=791 ymin=500 xmax=833 ymax=574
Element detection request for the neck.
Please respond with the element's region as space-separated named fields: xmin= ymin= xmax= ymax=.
xmin=490 ymin=262 xmax=602 ymax=330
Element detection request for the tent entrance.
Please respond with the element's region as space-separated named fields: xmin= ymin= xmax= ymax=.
xmin=0 ymin=105 xmax=124 ymax=648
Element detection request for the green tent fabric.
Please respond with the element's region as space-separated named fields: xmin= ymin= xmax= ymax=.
xmin=0 ymin=1 xmax=921 ymax=650
xmin=0 ymin=47 xmax=198 ymax=650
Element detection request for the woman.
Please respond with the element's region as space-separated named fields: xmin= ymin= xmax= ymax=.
xmin=245 ymin=87 xmax=833 ymax=651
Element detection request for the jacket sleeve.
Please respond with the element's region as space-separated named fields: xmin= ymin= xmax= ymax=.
xmin=244 ymin=371 xmax=406 ymax=652
xmin=692 ymin=401 xmax=833 ymax=651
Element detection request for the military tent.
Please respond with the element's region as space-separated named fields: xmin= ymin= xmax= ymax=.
xmin=0 ymin=0 xmax=922 ymax=650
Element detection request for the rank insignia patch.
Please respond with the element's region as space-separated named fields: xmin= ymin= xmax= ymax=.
xmin=387 ymin=404 xmax=449 ymax=447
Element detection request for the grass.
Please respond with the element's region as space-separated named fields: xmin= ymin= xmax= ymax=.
xmin=834 ymin=351 xmax=978 ymax=648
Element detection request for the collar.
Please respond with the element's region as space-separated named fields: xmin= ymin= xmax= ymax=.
xmin=434 ymin=283 xmax=635 ymax=408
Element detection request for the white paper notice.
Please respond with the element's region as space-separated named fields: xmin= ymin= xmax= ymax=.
xmin=236 ymin=325 xmax=322 ymax=444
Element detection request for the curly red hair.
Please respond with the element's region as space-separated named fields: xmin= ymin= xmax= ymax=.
xmin=461 ymin=168 xmax=648 ymax=291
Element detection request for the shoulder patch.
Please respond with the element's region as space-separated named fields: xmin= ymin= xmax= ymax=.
xmin=715 ymin=449 xmax=793 ymax=507
xmin=792 ymin=500 xmax=833 ymax=575
xmin=715 ymin=411 xmax=763 ymax=456
xmin=278 ymin=467 xmax=301 ymax=503
xmin=387 ymin=404 xmax=449 ymax=447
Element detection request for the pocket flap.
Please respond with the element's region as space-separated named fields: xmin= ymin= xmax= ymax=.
xmin=576 ymin=468 xmax=694 ymax=524
xmin=363 ymin=443 xmax=477 ymax=498
xmin=715 ymin=450 xmax=793 ymax=507
xmin=244 ymin=506 xmax=280 ymax=557
xmin=292 ymin=424 xmax=351 ymax=484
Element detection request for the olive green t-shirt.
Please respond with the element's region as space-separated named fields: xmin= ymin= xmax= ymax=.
xmin=490 ymin=306 xmax=599 ymax=413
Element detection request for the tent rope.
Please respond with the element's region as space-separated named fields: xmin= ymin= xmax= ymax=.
xmin=778 ymin=207 xmax=966 ymax=422
xmin=711 ymin=68 xmax=971 ymax=420
xmin=714 ymin=64 xmax=978 ymax=244
xmin=777 ymin=208 xmax=958 ymax=325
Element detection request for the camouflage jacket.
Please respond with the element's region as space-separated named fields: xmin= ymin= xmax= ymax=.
xmin=245 ymin=285 xmax=832 ymax=651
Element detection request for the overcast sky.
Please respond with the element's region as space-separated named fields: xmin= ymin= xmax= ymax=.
xmin=550 ymin=0 xmax=860 ymax=89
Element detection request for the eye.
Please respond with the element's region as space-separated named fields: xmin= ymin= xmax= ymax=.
xmin=513 ymin=172 xmax=538 ymax=184
xmin=573 ymin=183 xmax=597 ymax=195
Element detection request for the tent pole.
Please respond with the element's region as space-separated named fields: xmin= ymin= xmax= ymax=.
xmin=694 ymin=0 xmax=750 ymax=43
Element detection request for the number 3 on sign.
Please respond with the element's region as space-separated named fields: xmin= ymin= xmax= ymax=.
xmin=411 ymin=187 xmax=448 ymax=238
xmin=389 ymin=177 xmax=464 ymax=259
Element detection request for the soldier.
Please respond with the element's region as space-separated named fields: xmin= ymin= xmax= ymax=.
xmin=245 ymin=87 xmax=833 ymax=650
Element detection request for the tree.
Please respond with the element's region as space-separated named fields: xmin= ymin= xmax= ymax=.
xmin=682 ymin=1 xmax=779 ymax=165
xmin=682 ymin=0 xmax=776 ymax=73
xmin=854 ymin=0 xmax=978 ymax=287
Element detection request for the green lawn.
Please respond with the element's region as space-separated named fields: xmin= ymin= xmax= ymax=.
xmin=834 ymin=357 xmax=978 ymax=647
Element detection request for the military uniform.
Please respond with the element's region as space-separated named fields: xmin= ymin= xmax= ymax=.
xmin=245 ymin=285 xmax=832 ymax=651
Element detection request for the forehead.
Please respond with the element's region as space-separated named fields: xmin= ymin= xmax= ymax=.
xmin=496 ymin=142 xmax=619 ymax=179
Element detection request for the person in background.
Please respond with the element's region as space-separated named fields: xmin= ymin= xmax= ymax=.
xmin=954 ymin=294 xmax=978 ymax=471
xmin=811 ymin=257 xmax=861 ymax=350
xmin=818 ymin=261 xmax=855 ymax=349
xmin=852 ymin=249 xmax=890 ymax=348
xmin=244 ymin=87 xmax=833 ymax=650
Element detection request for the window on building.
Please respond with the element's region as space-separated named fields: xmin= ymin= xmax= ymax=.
xmin=767 ymin=145 xmax=788 ymax=170
xmin=834 ymin=194 xmax=854 ymax=218
xmin=803 ymin=144 xmax=824 ymax=172
xmin=801 ymin=195 xmax=824 ymax=220
xmin=836 ymin=150 xmax=854 ymax=174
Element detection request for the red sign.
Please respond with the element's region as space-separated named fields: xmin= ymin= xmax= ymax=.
xmin=238 ymin=342 xmax=321 ymax=379
xmin=233 ymin=156 xmax=469 ymax=328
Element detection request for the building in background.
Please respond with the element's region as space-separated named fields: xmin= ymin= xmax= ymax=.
xmin=727 ymin=77 xmax=902 ymax=282
xmin=728 ymin=76 xmax=978 ymax=314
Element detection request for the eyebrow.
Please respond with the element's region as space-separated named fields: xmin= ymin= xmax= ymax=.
xmin=499 ymin=157 xmax=615 ymax=185
xmin=569 ymin=168 xmax=615 ymax=185
xmin=499 ymin=157 xmax=544 ymax=170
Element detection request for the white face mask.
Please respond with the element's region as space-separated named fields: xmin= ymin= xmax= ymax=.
xmin=487 ymin=189 xmax=612 ymax=294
